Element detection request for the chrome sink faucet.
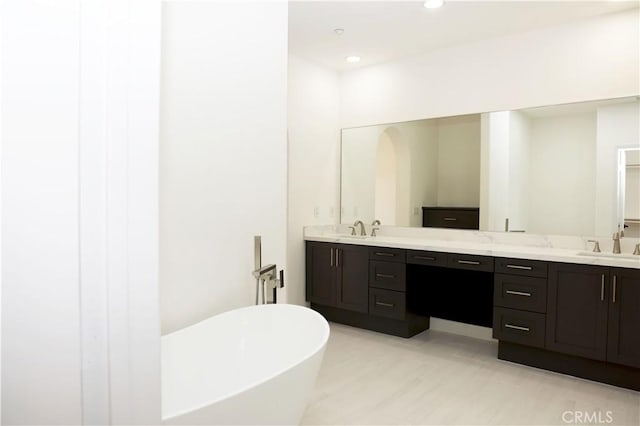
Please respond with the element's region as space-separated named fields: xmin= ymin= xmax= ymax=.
xmin=612 ymin=231 xmax=621 ymax=254
xmin=353 ymin=220 xmax=366 ymax=236
xmin=371 ymin=219 xmax=381 ymax=237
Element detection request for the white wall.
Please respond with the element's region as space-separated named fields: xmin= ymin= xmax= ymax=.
xmin=527 ymin=112 xmax=597 ymax=235
xmin=405 ymin=121 xmax=438 ymax=227
xmin=506 ymin=111 xmax=531 ymax=232
xmin=480 ymin=112 xmax=510 ymax=231
xmin=436 ymin=115 xmax=481 ymax=207
xmin=160 ymin=2 xmax=288 ymax=333
xmin=340 ymin=9 xmax=639 ymax=128
xmin=287 ymin=55 xmax=341 ymax=306
xmin=2 ymin=1 xmax=161 ymax=424
xmin=340 ymin=126 xmax=381 ymax=224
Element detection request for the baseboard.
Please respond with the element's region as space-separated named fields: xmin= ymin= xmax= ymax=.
xmin=499 ymin=341 xmax=640 ymax=392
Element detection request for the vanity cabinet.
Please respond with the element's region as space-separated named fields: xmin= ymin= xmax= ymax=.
xmin=306 ymin=239 xmax=640 ymax=390
xmin=422 ymin=207 xmax=479 ymax=230
xmin=546 ymin=263 xmax=609 ymax=360
xmin=369 ymin=247 xmax=407 ymax=320
xmin=546 ymin=263 xmax=640 ymax=368
xmin=607 ymin=267 xmax=640 ymax=368
xmin=306 ymin=243 xmax=429 ymax=337
xmin=305 ymin=242 xmax=368 ymax=313
xmin=493 ymin=258 xmax=548 ymax=349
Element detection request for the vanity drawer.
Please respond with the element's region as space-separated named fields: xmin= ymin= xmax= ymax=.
xmin=495 ymin=258 xmax=548 ymax=278
xmin=406 ymin=250 xmax=448 ymax=267
xmin=369 ymin=288 xmax=406 ymax=320
xmin=494 ymin=274 xmax=547 ymax=313
xmin=422 ymin=207 xmax=479 ymax=230
xmin=447 ymin=253 xmax=494 ymax=272
xmin=493 ymin=307 xmax=546 ymax=349
xmin=369 ymin=247 xmax=405 ymax=263
xmin=369 ymin=261 xmax=406 ymax=291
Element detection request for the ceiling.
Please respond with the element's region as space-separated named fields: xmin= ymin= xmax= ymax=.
xmin=288 ymin=1 xmax=639 ymax=71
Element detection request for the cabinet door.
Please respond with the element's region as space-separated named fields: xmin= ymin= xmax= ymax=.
xmin=607 ymin=268 xmax=640 ymax=368
xmin=306 ymin=242 xmax=336 ymax=306
xmin=336 ymin=244 xmax=369 ymax=313
xmin=546 ymin=263 xmax=609 ymax=361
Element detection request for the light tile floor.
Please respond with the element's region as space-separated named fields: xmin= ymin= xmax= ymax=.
xmin=301 ymin=323 xmax=640 ymax=425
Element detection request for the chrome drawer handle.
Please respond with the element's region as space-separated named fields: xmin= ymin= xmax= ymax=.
xmin=414 ymin=255 xmax=436 ymax=261
xmin=505 ymin=290 xmax=532 ymax=297
xmin=506 ymin=264 xmax=533 ymax=271
xmin=376 ymin=273 xmax=395 ymax=279
xmin=375 ymin=301 xmax=395 ymax=308
xmin=375 ymin=252 xmax=394 ymax=257
xmin=444 ymin=217 xmax=457 ymax=221
xmin=613 ymin=275 xmax=617 ymax=304
xmin=457 ymin=260 xmax=480 ymax=265
xmin=505 ymin=323 xmax=530 ymax=332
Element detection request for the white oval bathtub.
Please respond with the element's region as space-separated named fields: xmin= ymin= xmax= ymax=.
xmin=161 ymin=304 xmax=329 ymax=425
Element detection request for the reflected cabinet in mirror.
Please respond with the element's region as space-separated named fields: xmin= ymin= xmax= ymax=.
xmin=340 ymin=96 xmax=639 ymax=237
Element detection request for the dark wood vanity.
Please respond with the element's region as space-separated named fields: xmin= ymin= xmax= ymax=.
xmin=306 ymin=241 xmax=640 ymax=391
xmin=422 ymin=207 xmax=480 ymax=229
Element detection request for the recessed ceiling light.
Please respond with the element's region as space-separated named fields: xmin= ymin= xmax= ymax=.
xmin=424 ymin=0 xmax=444 ymax=9
xmin=345 ymin=56 xmax=361 ymax=63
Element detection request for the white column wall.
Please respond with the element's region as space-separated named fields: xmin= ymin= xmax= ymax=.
xmin=1 ymin=2 xmax=82 ymax=423
xmin=1 ymin=1 xmax=162 ymax=423
xmin=287 ymin=55 xmax=341 ymax=306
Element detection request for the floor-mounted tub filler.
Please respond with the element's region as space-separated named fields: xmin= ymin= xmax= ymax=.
xmin=162 ymin=304 xmax=330 ymax=425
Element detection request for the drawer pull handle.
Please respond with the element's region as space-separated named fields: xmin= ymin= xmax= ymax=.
xmin=330 ymin=248 xmax=334 ymax=267
xmin=612 ymin=275 xmax=617 ymax=304
xmin=505 ymin=323 xmax=530 ymax=332
xmin=375 ymin=252 xmax=395 ymax=257
xmin=444 ymin=217 xmax=457 ymax=221
xmin=457 ymin=260 xmax=480 ymax=265
xmin=375 ymin=301 xmax=395 ymax=308
xmin=601 ymin=274 xmax=605 ymax=302
xmin=376 ymin=273 xmax=395 ymax=279
xmin=414 ymin=255 xmax=436 ymax=261
xmin=505 ymin=290 xmax=532 ymax=297
xmin=506 ymin=264 xmax=533 ymax=271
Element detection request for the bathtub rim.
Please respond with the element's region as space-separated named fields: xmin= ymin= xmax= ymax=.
xmin=161 ymin=303 xmax=330 ymax=422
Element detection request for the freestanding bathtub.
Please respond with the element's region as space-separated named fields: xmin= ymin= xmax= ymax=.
xmin=161 ymin=304 xmax=330 ymax=425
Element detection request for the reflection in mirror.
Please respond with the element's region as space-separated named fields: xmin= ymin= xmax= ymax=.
xmin=618 ymin=148 xmax=640 ymax=238
xmin=341 ymin=97 xmax=639 ymax=236
xmin=341 ymin=115 xmax=481 ymax=227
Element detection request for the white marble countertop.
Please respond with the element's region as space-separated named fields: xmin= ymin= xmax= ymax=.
xmin=304 ymin=225 xmax=640 ymax=269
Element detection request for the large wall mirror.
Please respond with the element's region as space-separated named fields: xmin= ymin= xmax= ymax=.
xmin=340 ymin=96 xmax=639 ymax=237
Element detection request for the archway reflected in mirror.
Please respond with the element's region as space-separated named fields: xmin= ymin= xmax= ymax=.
xmin=374 ymin=127 xmax=410 ymax=226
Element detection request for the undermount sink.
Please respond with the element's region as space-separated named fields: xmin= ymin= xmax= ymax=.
xmin=577 ymin=251 xmax=640 ymax=260
xmin=339 ymin=234 xmax=370 ymax=239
